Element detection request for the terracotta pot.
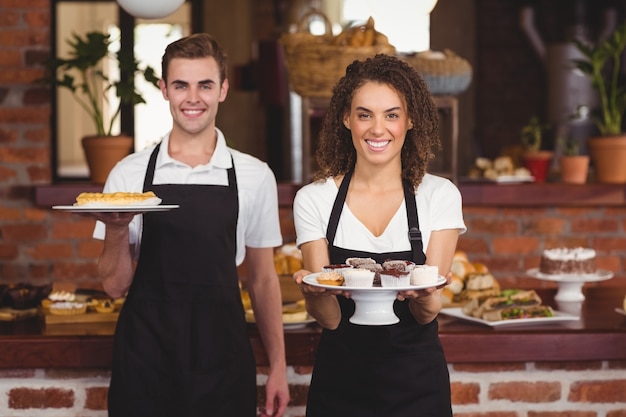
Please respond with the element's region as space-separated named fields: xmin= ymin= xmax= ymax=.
xmin=588 ymin=135 xmax=626 ymax=184
xmin=522 ymin=151 xmax=553 ymax=183
xmin=559 ymin=155 xmax=589 ymax=184
xmin=81 ymin=135 xmax=133 ymax=184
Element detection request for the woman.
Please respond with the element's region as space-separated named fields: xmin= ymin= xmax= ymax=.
xmin=293 ymin=54 xmax=466 ymax=417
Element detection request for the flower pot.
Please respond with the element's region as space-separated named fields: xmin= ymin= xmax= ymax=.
xmin=81 ymin=135 xmax=133 ymax=184
xmin=588 ymin=135 xmax=626 ymax=184
xmin=559 ymin=155 xmax=589 ymax=184
xmin=522 ymin=151 xmax=553 ymax=183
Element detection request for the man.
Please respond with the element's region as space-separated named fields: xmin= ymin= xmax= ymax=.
xmin=90 ymin=33 xmax=289 ymax=417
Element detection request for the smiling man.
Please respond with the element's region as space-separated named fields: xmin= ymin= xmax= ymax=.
xmin=88 ymin=33 xmax=289 ymax=417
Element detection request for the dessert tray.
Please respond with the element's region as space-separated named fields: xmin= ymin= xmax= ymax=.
xmin=303 ymin=273 xmax=446 ymax=326
xmin=53 ymin=204 xmax=179 ymax=213
xmin=440 ymin=307 xmax=579 ymax=328
xmin=527 ymin=268 xmax=613 ymax=302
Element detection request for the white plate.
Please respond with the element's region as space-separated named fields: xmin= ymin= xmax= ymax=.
xmin=495 ymin=175 xmax=535 ymax=183
xmin=303 ymin=272 xmax=446 ymax=325
xmin=527 ymin=268 xmax=614 ymax=283
xmin=283 ymin=318 xmax=317 ymax=330
xmin=616 ymin=308 xmax=626 ymax=317
xmin=302 ymin=273 xmax=446 ymax=291
xmin=440 ymin=307 xmax=579 ymax=327
xmin=53 ymin=204 xmax=180 ymax=213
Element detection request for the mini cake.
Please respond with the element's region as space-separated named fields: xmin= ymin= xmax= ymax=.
xmin=410 ymin=265 xmax=439 ymax=286
xmin=316 ymin=271 xmax=345 ymax=286
xmin=357 ymin=263 xmax=383 ymax=287
xmin=539 ymin=247 xmax=596 ymax=275
xmin=382 ymin=259 xmax=415 ymax=272
xmin=49 ymin=301 xmax=87 ymax=315
xmin=380 ymin=269 xmax=411 ymax=287
xmin=342 ymin=268 xmax=375 ymax=287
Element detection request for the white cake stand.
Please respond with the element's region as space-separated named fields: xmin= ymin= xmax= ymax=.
xmin=303 ymin=273 xmax=446 ymax=325
xmin=527 ymin=268 xmax=613 ymax=302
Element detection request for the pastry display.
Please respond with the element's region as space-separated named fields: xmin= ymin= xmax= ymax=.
xmin=48 ymin=301 xmax=87 ymax=315
xmin=274 ymin=243 xmax=303 ymax=275
xmin=446 ymin=251 xmax=500 ymax=305
xmin=342 ymin=269 xmax=375 ymax=287
xmin=75 ymin=191 xmax=161 ymax=206
xmin=461 ymin=289 xmax=553 ymax=322
xmin=539 ymin=247 xmax=596 ymax=275
xmin=410 ymin=265 xmax=439 ymax=286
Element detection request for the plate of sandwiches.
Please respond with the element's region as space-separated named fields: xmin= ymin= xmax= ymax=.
xmin=53 ymin=191 xmax=179 ymax=213
xmin=440 ymin=289 xmax=579 ymax=327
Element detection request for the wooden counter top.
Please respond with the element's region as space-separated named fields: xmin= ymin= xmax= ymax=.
xmin=1 ymin=287 xmax=624 ymax=369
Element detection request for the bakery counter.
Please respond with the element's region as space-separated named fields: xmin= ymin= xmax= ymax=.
xmin=1 ymin=287 xmax=624 ymax=369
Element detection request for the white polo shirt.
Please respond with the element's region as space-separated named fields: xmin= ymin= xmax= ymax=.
xmin=93 ymin=128 xmax=283 ymax=265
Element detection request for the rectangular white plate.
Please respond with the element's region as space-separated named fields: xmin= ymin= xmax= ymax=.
xmin=440 ymin=307 xmax=579 ymax=327
xmin=53 ymin=205 xmax=180 ymax=213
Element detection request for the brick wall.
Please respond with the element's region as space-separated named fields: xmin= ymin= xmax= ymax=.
xmin=0 ymin=362 xmax=624 ymax=417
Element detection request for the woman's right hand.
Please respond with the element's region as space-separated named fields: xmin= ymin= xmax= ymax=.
xmin=293 ymin=269 xmax=350 ymax=298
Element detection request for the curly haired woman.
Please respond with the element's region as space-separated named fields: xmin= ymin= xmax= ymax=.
xmin=293 ymin=54 xmax=466 ymax=417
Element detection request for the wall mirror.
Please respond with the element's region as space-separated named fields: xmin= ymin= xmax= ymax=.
xmin=51 ymin=0 xmax=199 ymax=181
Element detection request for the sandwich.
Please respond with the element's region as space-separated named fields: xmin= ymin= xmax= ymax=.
xmin=462 ymin=289 xmax=552 ymax=321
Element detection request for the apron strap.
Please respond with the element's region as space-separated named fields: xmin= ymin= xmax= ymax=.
xmin=326 ymin=171 xmax=425 ymax=264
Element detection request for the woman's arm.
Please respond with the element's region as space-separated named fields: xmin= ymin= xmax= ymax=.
xmin=407 ymin=228 xmax=460 ymax=324
xmin=294 ymin=239 xmax=343 ymax=330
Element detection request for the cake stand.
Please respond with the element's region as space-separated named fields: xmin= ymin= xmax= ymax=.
xmin=302 ymin=273 xmax=446 ymax=325
xmin=527 ymin=268 xmax=613 ymax=302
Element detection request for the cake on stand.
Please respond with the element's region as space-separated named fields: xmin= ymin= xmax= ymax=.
xmin=527 ymin=268 xmax=613 ymax=302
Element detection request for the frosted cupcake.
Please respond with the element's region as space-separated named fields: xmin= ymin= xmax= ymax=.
xmin=382 ymin=259 xmax=415 ymax=272
xmin=380 ymin=269 xmax=411 ymax=287
xmin=342 ymin=268 xmax=375 ymax=287
xmin=411 ymin=265 xmax=439 ymax=286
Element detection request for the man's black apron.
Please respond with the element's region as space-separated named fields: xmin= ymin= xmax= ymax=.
xmin=108 ymin=143 xmax=256 ymax=417
xmin=306 ymin=171 xmax=452 ymax=417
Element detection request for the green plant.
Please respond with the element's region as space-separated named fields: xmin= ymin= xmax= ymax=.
xmin=558 ymin=136 xmax=581 ymax=156
xmin=41 ymin=31 xmax=160 ymax=136
xmin=572 ymin=23 xmax=626 ymax=136
xmin=521 ymin=116 xmax=549 ymax=152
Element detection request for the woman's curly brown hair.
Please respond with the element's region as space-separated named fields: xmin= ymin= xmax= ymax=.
xmin=313 ymin=54 xmax=440 ymax=190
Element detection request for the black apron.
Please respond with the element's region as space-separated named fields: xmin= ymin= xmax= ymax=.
xmin=108 ymin=144 xmax=256 ymax=417
xmin=306 ymin=171 xmax=452 ymax=417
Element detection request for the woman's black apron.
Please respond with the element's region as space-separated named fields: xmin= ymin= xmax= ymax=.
xmin=108 ymin=143 xmax=256 ymax=417
xmin=306 ymin=171 xmax=452 ymax=417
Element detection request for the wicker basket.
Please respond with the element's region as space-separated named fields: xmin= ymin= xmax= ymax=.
xmin=281 ymin=10 xmax=396 ymax=98
xmin=401 ymin=49 xmax=472 ymax=96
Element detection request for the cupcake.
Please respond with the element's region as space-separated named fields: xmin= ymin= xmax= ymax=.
xmin=342 ymin=268 xmax=375 ymax=287
xmin=380 ymin=269 xmax=411 ymax=287
xmin=316 ymin=271 xmax=345 ymax=286
xmin=411 ymin=265 xmax=439 ymax=286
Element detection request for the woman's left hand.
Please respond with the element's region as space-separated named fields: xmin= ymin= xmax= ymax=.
xmin=396 ymin=271 xmax=450 ymax=301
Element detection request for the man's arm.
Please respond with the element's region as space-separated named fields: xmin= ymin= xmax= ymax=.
xmin=243 ymin=246 xmax=289 ymax=417
xmin=91 ymin=212 xmax=137 ymax=299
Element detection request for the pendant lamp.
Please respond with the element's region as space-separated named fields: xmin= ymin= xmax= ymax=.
xmin=117 ymin=0 xmax=185 ymax=19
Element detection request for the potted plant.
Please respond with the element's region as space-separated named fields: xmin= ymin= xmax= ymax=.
xmin=558 ymin=136 xmax=589 ymax=184
xmin=520 ymin=116 xmax=553 ymax=182
xmin=41 ymin=31 xmax=160 ymax=184
xmin=572 ymin=23 xmax=626 ymax=183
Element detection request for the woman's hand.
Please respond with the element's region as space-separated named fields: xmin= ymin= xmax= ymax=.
xmin=293 ymin=269 xmax=351 ymax=298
